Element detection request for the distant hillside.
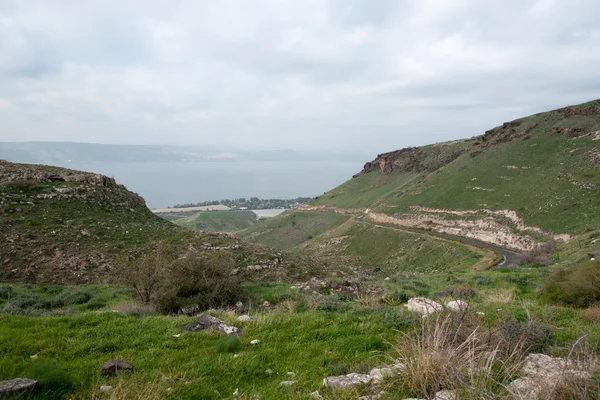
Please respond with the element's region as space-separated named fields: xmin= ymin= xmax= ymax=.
xmin=171 ymin=210 xmax=261 ymax=233
xmin=0 ymin=161 xmax=322 ymax=283
xmin=238 ymin=100 xmax=600 ymax=269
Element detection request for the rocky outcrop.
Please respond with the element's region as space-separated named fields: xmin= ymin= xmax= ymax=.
xmin=558 ymin=100 xmax=600 ymax=117
xmin=180 ymin=314 xmax=242 ymax=336
xmin=507 ymin=353 xmax=594 ymax=399
xmin=354 ymin=146 xmax=463 ymax=177
xmin=323 ymin=361 xmax=405 ymax=390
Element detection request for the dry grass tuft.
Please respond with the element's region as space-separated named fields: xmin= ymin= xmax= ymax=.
xmin=486 ymin=288 xmax=515 ymax=304
xmin=394 ymin=313 xmax=524 ymax=399
xmin=583 ymin=306 xmax=600 ymax=323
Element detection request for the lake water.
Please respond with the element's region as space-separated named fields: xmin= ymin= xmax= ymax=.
xmin=54 ymin=161 xmax=364 ymax=208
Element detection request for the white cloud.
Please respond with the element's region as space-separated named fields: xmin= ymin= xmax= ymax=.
xmin=0 ymin=0 xmax=599 ymax=153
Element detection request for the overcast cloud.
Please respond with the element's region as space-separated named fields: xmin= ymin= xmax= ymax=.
xmin=1 ymin=0 xmax=599 ymax=153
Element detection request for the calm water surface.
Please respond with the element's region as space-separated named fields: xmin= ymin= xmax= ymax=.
xmin=54 ymin=161 xmax=363 ymax=208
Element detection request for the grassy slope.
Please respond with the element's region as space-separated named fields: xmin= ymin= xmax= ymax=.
xmin=314 ymin=104 xmax=600 ymax=235
xmin=239 ymin=100 xmax=600 ymax=267
xmin=172 ymin=210 xmax=260 ymax=233
xmin=0 ymin=163 xmax=320 ymax=284
xmin=237 ymin=211 xmax=351 ymax=250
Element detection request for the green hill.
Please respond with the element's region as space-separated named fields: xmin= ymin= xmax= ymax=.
xmin=0 ymin=161 xmax=321 ymax=284
xmin=238 ymin=100 xmax=600 ymax=269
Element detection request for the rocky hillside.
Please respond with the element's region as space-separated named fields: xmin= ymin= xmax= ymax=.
xmin=238 ymin=100 xmax=600 ymax=268
xmin=0 ymin=161 xmax=321 ymax=284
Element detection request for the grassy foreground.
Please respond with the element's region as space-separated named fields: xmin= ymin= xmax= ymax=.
xmin=1 ymin=264 xmax=599 ymax=399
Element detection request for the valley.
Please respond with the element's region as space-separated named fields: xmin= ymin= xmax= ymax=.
xmin=1 ymin=100 xmax=600 ymax=399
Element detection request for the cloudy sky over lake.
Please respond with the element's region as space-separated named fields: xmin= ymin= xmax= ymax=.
xmin=1 ymin=0 xmax=599 ymax=153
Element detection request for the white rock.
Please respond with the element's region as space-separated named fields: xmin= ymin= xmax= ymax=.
xmin=369 ymin=367 xmax=396 ymax=383
xmin=250 ymin=339 xmax=260 ymax=345
xmin=233 ymin=388 xmax=239 ymax=396
xmin=237 ymin=315 xmax=252 ymax=322
xmin=475 ymin=311 xmax=485 ymax=316
xmin=508 ymin=376 xmax=540 ymax=398
xmin=99 ymin=385 xmax=112 ymax=392
xmin=287 ymin=371 xmax=295 ymax=378
xmin=407 ymin=297 xmax=443 ymax=315
xmin=310 ymin=391 xmax=323 ymax=399
xmin=29 ymin=355 xmax=38 ymax=360
xmin=279 ymin=380 xmax=296 ymax=387
xmin=173 ymin=334 xmax=181 ymax=338
xmin=384 ymin=277 xmax=390 ymax=281
xmin=434 ymin=390 xmax=457 ymax=400
xmin=233 ymin=354 xmax=239 ymax=358
xmin=265 ymin=369 xmax=273 ymax=375
xmin=323 ymin=373 xmax=372 ymax=390
xmin=166 ymin=387 xmax=172 ymax=392
xmin=446 ymin=300 xmax=469 ymax=312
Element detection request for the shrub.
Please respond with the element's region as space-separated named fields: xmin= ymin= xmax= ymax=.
xmin=6 ymin=180 xmax=40 ymax=191
xmin=501 ymin=319 xmax=554 ymax=354
xmin=473 ymin=275 xmax=494 ymax=286
xmin=377 ymin=307 xmax=421 ymax=330
xmin=452 ymin=286 xmax=476 ymax=299
xmin=81 ymin=297 xmax=107 ymax=310
xmin=60 ymin=290 xmax=92 ymax=305
xmin=540 ymin=260 xmax=600 ymax=307
xmin=216 ymin=336 xmax=241 ymax=353
xmin=121 ymin=241 xmax=244 ymax=314
xmin=293 ymin=300 xmax=309 ymax=313
xmin=380 ymin=291 xmax=410 ymax=306
xmin=316 ymin=294 xmax=350 ymax=312
xmin=0 ymin=285 xmax=13 ymax=300
xmin=24 ymin=362 xmax=76 ymax=394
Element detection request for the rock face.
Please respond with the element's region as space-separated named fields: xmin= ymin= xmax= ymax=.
xmin=407 ymin=298 xmax=443 ymax=315
xmin=0 ymin=378 xmax=37 ymax=398
xmin=100 ymin=360 xmax=134 ymax=377
xmin=180 ymin=314 xmax=242 ymax=336
xmin=507 ymin=353 xmax=593 ymax=399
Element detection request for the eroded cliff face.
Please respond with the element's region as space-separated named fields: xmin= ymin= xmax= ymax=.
xmin=354 ymin=145 xmax=464 ymax=177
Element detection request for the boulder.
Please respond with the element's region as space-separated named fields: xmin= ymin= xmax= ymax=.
xmin=407 ymin=297 xmax=443 ymax=315
xmin=180 ymin=314 xmax=242 ymax=336
xmin=101 ymin=360 xmax=133 ymax=377
xmin=0 ymin=378 xmax=37 ymax=398
xmin=369 ymin=367 xmax=396 ymax=383
xmin=323 ymin=373 xmax=372 ymax=390
xmin=446 ymin=300 xmax=469 ymax=312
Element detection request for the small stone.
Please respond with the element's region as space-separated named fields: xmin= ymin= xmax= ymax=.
xmin=323 ymin=373 xmax=372 ymax=390
xmin=100 ymin=385 xmax=112 ymax=392
xmin=279 ymin=380 xmax=296 ymax=387
xmin=166 ymin=387 xmax=172 ymax=392
xmin=250 ymin=339 xmax=260 ymax=345
xmin=233 ymin=388 xmax=239 ymax=396
xmin=173 ymin=334 xmax=181 ymax=338
xmin=434 ymin=390 xmax=457 ymax=400
xmin=100 ymin=360 xmax=133 ymax=376
xmin=446 ymin=300 xmax=469 ymax=312
xmin=30 ymin=354 xmax=38 ymax=360
xmin=384 ymin=277 xmax=390 ymax=281
xmin=265 ymin=369 xmax=273 ymax=375
xmin=233 ymin=354 xmax=239 ymax=359
xmin=0 ymin=378 xmax=37 ymax=398
xmin=262 ymin=301 xmax=270 ymax=307
xmin=310 ymin=390 xmax=323 ymax=399
xmin=286 ymin=371 xmax=295 ymax=378
xmin=237 ymin=315 xmax=252 ymax=322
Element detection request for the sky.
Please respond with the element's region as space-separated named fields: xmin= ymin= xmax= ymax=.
xmin=1 ymin=0 xmax=600 ymax=154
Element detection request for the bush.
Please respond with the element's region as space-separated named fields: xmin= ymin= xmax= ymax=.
xmin=473 ymin=275 xmax=494 ymax=286
xmin=376 ymin=307 xmax=420 ymax=330
xmin=0 ymin=285 xmax=13 ymax=300
xmin=540 ymin=260 xmax=600 ymax=307
xmin=60 ymin=290 xmax=92 ymax=305
xmin=501 ymin=319 xmax=554 ymax=354
xmin=121 ymin=241 xmax=245 ymax=314
xmin=316 ymin=295 xmax=350 ymax=312
xmin=452 ymin=286 xmax=476 ymax=299
xmin=24 ymin=362 xmax=75 ymax=394
xmin=81 ymin=297 xmax=107 ymax=310
xmin=216 ymin=336 xmax=241 ymax=353
xmin=293 ymin=300 xmax=309 ymax=313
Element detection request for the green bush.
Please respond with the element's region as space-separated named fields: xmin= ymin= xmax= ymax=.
xmin=60 ymin=290 xmax=92 ymax=305
xmin=81 ymin=297 xmax=107 ymax=310
xmin=317 ymin=295 xmax=350 ymax=312
xmin=216 ymin=336 xmax=241 ymax=353
xmin=24 ymin=361 xmax=76 ymax=394
xmin=293 ymin=300 xmax=309 ymax=313
xmin=0 ymin=285 xmax=13 ymax=300
xmin=376 ymin=307 xmax=420 ymax=329
xmin=540 ymin=260 xmax=600 ymax=307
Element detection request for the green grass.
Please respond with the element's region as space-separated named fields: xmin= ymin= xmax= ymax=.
xmin=237 ymin=211 xmax=351 ymax=250
xmin=172 ymin=210 xmax=260 ymax=233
